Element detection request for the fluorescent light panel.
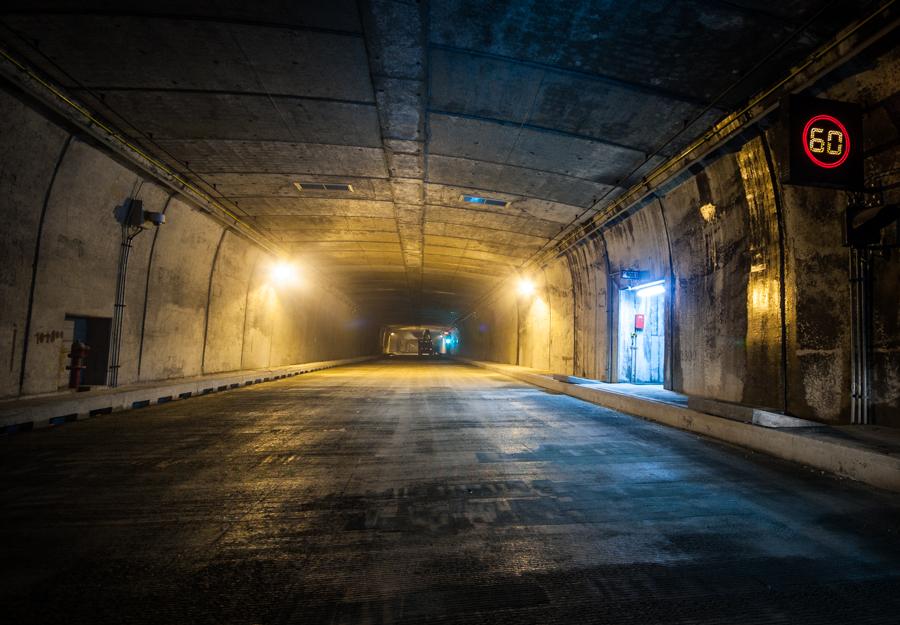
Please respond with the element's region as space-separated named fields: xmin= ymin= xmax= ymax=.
xmin=631 ymin=280 xmax=665 ymax=298
xmin=461 ymin=194 xmax=508 ymax=207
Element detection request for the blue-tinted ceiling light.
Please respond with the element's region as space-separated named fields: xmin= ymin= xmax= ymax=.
xmin=461 ymin=194 xmax=508 ymax=207
xmin=633 ymin=280 xmax=665 ymax=298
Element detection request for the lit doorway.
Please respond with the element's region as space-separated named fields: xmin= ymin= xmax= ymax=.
xmin=617 ymin=281 xmax=665 ymax=384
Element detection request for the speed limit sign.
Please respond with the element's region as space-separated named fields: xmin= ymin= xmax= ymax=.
xmin=784 ymin=95 xmax=863 ymax=189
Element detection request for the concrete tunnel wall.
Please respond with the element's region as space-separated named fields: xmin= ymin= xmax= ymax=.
xmin=0 ymin=87 xmax=378 ymax=399
xmin=458 ymin=41 xmax=900 ymax=427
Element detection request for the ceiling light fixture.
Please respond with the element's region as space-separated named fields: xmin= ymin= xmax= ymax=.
xmin=461 ymin=194 xmax=508 ymax=207
xmin=270 ymin=261 xmax=299 ymax=286
xmin=633 ymin=280 xmax=665 ymax=298
xmin=517 ymin=278 xmax=536 ymax=296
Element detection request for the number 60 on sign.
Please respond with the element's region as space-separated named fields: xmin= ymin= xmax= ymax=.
xmin=784 ymin=95 xmax=862 ymax=189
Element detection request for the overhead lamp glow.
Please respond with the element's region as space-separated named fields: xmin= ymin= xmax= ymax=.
xmin=517 ymin=278 xmax=536 ymax=297
xmin=634 ymin=280 xmax=665 ymax=298
xmin=270 ymin=261 xmax=298 ymax=286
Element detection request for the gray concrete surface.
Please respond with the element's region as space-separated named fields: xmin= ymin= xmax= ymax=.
xmin=462 ymin=358 xmax=900 ymax=492
xmin=2 ymin=357 xmax=899 ymax=625
xmin=586 ymin=382 xmax=689 ymax=407
xmin=0 ymin=88 xmax=378 ymax=399
xmin=687 ymin=395 xmax=822 ymax=428
xmin=1 ymin=3 xmax=898 ymax=428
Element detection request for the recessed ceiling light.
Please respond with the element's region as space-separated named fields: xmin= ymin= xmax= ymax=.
xmin=460 ymin=194 xmax=508 ymax=207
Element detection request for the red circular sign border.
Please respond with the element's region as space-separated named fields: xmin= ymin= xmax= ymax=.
xmin=802 ymin=114 xmax=851 ymax=169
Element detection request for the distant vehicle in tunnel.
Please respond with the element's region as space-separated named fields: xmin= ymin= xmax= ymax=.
xmin=418 ymin=329 xmax=435 ymax=356
xmin=384 ymin=327 xmax=450 ymax=356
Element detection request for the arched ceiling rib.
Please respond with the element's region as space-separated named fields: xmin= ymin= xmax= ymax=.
xmin=0 ymin=0 xmax=875 ymax=324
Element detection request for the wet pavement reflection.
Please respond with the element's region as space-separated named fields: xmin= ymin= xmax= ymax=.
xmin=2 ymin=357 xmax=900 ymax=624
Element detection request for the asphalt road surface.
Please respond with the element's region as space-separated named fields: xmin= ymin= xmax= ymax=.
xmin=3 ymin=357 xmax=900 ymax=624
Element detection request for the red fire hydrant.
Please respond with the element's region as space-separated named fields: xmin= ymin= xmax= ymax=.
xmin=66 ymin=340 xmax=90 ymax=389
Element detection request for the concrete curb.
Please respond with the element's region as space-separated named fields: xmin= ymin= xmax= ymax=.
xmin=687 ymin=395 xmax=821 ymax=428
xmin=1 ymin=356 xmax=377 ymax=433
xmin=459 ymin=358 xmax=900 ymax=493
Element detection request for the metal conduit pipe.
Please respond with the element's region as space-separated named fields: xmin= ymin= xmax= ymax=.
xmin=108 ymin=199 xmax=150 ymax=388
xmin=849 ymin=247 xmax=872 ymax=424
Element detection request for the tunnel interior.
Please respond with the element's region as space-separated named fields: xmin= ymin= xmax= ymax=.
xmin=2 ymin=2 xmax=900 ymax=624
xmin=1 ymin=0 xmax=898 ymax=427
xmin=0 ymin=1 xmax=898 ymax=428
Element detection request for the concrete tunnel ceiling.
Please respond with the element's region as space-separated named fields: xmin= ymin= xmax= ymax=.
xmin=0 ymin=1 xmax=878 ymax=325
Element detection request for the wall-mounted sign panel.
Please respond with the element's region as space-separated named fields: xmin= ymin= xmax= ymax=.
xmin=634 ymin=314 xmax=645 ymax=332
xmin=784 ymin=95 xmax=863 ymax=189
xmin=618 ymin=269 xmax=647 ymax=281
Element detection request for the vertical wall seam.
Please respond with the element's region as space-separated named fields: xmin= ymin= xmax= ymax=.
xmin=584 ymin=249 xmax=594 ymax=372
xmin=563 ymin=244 xmax=587 ymax=375
xmin=655 ymin=196 xmax=677 ymax=391
xmin=596 ymin=238 xmax=606 ymax=379
xmin=578 ymin=244 xmax=592 ymax=378
xmin=200 ymin=227 xmax=229 ymax=374
xmin=759 ymin=129 xmax=791 ymax=414
xmin=266 ymin=294 xmax=277 ymax=368
xmin=515 ymin=293 xmax=521 ymax=366
xmin=598 ymin=229 xmax=614 ymax=382
xmin=17 ymin=134 xmax=73 ymax=396
xmin=9 ymin=327 xmax=17 ymax=372
xmin=240 ymin=252 xmax=264 ymax=369
xmin=577 ymin=244 xmax=592 ymax=376
xmin=136 ymin=193 xmax=174 ymax=380
xmin=563 ymin=248 xmax=580 ymax=375
xmin=586 ymin=243 xmax=592 ymax=376
xmin=543 ymin=266 xmax=552 ymax=371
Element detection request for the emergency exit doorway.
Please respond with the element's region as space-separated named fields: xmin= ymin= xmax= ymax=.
xmin=617 ymin=281 xmax=665 ymax=384
xmin=59 ymin=315 xmax=112 ymax=388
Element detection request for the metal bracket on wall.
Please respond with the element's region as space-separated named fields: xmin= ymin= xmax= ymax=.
xmin=609 ymin=269 xmax=649 ymax=291
xmin=0 ymin=44 xmax=281 ymax=259
xmin=844 ymin=194 xmax=899 ymax=248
